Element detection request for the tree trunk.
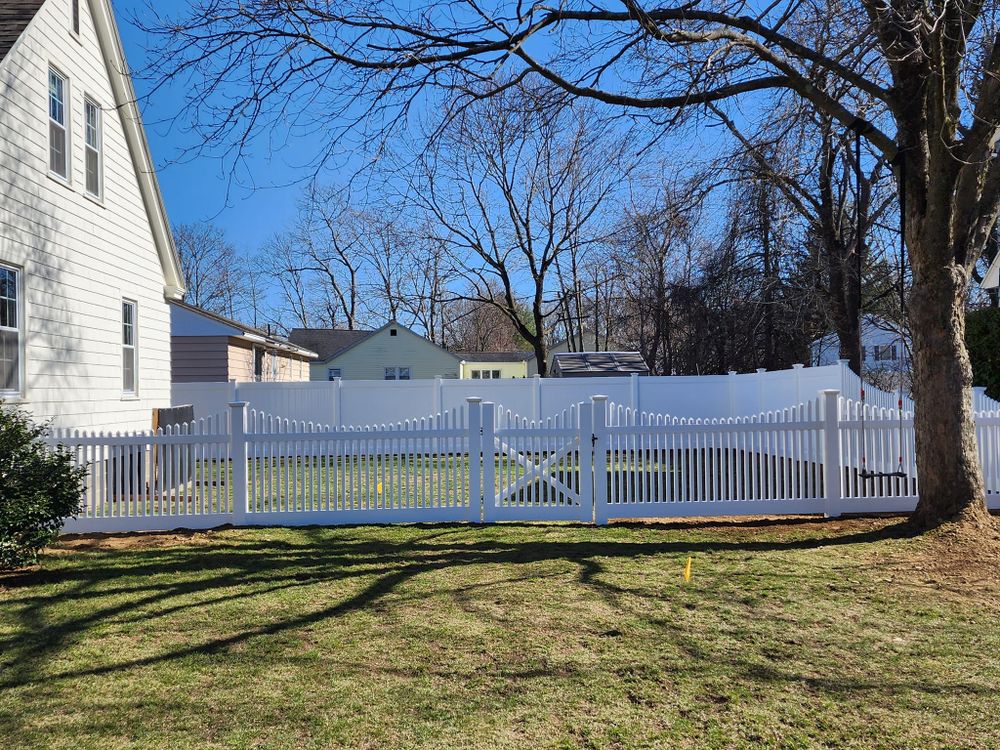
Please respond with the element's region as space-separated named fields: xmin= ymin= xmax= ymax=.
xmin=908 ymin=248 xmax=990 ymax=528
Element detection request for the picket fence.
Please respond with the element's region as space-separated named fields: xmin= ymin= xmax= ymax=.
xmin=49 ymin=391 xmax=1000 ymax=533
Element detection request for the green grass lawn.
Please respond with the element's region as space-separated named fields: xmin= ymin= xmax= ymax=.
xmin=1 ymin=517 xmax=998 ymax=749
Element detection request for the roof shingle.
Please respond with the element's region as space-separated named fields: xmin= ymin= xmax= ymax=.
xmin=288 ymin=328 xmax=375 ymax=362
xmin=0 ymin=1 xmax=45 ymax=63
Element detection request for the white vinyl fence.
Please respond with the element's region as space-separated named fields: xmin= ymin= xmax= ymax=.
xmin=174 ymin=363 xmax=855 ymax=425
xmin=50 ymin=390 xmax=1000 ymax=533
xmin=172 ymin=361 xmax=1000 ymax=427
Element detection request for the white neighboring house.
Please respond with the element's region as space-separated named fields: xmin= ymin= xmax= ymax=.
xmin=810 ymin=316 xmax=910 ymax=370
xmin=0 ymin=0 xmax=184 ymax=430
xmin=985 ymin=252 xmax=1000 ymax=289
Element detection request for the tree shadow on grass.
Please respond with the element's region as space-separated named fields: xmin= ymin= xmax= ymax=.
xmin=0 ymin=516 xmax=942 ymax=700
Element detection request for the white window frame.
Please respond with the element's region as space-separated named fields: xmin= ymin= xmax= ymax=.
xmin=83 ymin=96 xmax=102 ymax=199
xmin=384 ymin=366 xmax=411 ymax=381
xmin=327 ymin=368 xmax=342 ymax=381
xmin=122 ymin=299 xmax=137 ymax=395
xmin=0 ymin=263 xmax=24 ymax=398
xmin=48 ymin=66 xmax=70 ymax=182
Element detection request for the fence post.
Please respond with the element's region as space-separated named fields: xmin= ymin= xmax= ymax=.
xmin=629 ymin=373 xmax=639 ymax=411
xmin=973 ymin=386 xmax=986 ymax=413
xmin=821 ymin=389 xmax=843 ymax=518
xmin=727 ymin=371 xmax=737 ymax=418
xmin=592 ymin=395 xmax=609 ymax=525
xmin=481 ymin=402 xmax=497 ymax=522
xmin=334 ymin=377 xmax=343 ymax=426
xmin=578 ymin=400 xmax=594 ymax=523
xmin=532 ymin=375 xmax=542 ymax=421
xmin=466 ymin=397 xmax=483 ymax=523
xmin=838 ymin=359 xmax=851 ymax=396
xmin=793 ymin=363 xmax=804 ymax=405
xmin=228 ymin=401 xmax=249 ymax=524
xmin=756 ymin=368 xmax=766 ymax=414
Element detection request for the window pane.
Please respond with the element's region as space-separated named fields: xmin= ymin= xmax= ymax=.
xmin=122 ymin=349 xmax=135 ymax=393
xmin=384 ymin=367 xmax=395 ymax=380
xmin=72 ymin=0 xmax=79 ymax=34
xmin=399 ymin=367 xmax=410 ymax=380
xmin=86 ymin=148 xmax=99 ymax=195
xmin=49 ymin=122 xmax=66 ymax=177
xmin=0 ymin=267 xmax=16 ymax=329
xmin=471 ymin=371 xmax=480 ymax=379
xmin=0 ymin=329 xmax=18 ymax=392
xmin=85 ymin=103 xmax=98 ymax=146
xmin=48 ymin=71 xmax=64 ymax=124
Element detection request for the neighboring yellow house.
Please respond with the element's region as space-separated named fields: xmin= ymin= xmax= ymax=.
xmin=457 ymin=352 xmax=535 ymax=379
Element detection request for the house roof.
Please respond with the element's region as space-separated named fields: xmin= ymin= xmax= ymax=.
xmin=551 ymin=351 xmax=650 ymax=376
xmin=172 ymin=301 xmax=318 ymax=358
xmin=288 ymin=328 xmax=374 ymax=361
xmin=985 ymin=253 xmax=1000 ymax=289
xmin=0 ymin=1 xmax=44 ymax=62
xmin=290 ymin=321 xmax=462 ymax=365
xmin=455 ymin=351 xmax=535 ymax=362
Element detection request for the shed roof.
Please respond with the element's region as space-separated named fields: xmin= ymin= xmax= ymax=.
xmin=551 ymin=351 xmax=650 ymax=377
xmin=172 ymin=301 xmax=317 ymax=358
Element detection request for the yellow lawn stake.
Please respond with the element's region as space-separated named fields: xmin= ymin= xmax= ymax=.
xmin=684 ymin=556 xmax=693 ymax=582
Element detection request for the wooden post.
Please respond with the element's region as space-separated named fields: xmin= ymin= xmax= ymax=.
xmin=466 ymin=397 xmax=482 ymax=523
xmin=821 ymin=389 xmax=843 ymax=518
xmin=229 ymin=401 xmax=249 ymax=524
xmin=592 ymin=395 xmax=609 ymax=525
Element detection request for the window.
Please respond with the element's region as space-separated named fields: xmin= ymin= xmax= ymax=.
xmin=48 ymin=68 xmax=68 ymax=179
xmin=327 ymin=368 xmax=342 ymax=381
xmin=270 ymin=352 xmax=280 ymax=380
xmin=874 ymin=344 xmax=898 ymax=362
xmin=253 ymin=346 xmax=265 ymax=381
xmin=384 ymin=366 xmax=411 ymax=381
xmin=71 ymin=0 xmax=80 ymax=35
xmin=390 ymin=328 xmax=398 ymax=336
xmin=122 ymin=300 xmax=136 ymax=394
xmin=84 ymin=98 xmax=101 ymax=197
xmin=471 ymin=369 xmax=503 ymax=379
xmin=0 ymin=265 xmax=22 ymax=395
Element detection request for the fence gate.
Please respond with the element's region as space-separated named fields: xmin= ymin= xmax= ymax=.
xmin=482 ymin=402 xmax=594 ymax=522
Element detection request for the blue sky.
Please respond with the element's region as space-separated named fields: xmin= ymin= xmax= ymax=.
xmin=118 ymin=0 xmax=322 ymax=254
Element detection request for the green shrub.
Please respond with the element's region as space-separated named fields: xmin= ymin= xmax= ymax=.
xmin=0 ymin=405 xmax=86 ymax=570
xmin=966 ymin=308 xmax=1000 ymax=401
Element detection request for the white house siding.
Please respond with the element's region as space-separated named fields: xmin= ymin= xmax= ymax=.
xmin=0 ymin=0 xmax=173 ymax=430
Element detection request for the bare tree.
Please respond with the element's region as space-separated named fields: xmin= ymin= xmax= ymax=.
xmin=412 ymin=89 xmax=627 ymax=375
xmin=144 ymin=0 xmax=1000 ymax=529
xmin=173 ymin=222 xmax=242 ymax=317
